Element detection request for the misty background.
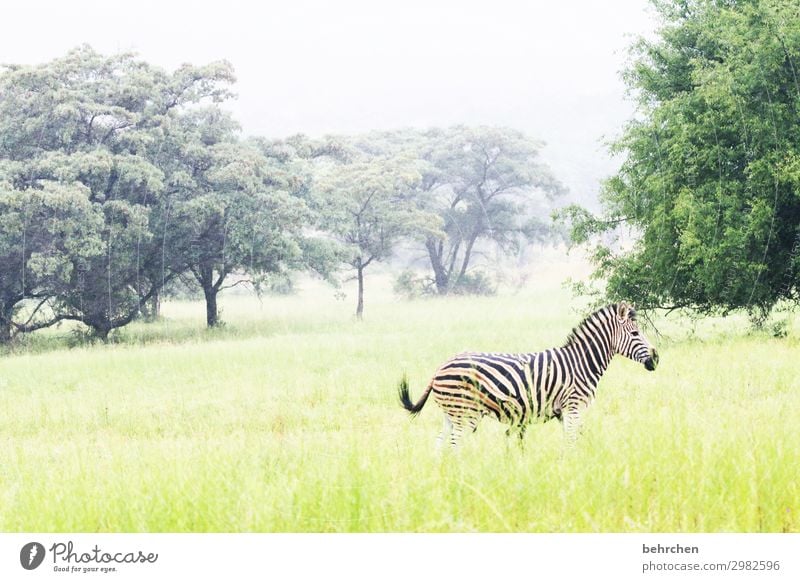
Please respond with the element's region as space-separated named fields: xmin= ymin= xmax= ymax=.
xmin=0 ymin=0 xmax=657 ymax=211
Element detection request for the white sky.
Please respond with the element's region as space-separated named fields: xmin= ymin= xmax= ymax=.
xmin=0 ymin=0 xmax=658 ymax=205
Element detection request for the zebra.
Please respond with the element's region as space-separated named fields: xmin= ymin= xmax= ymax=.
xmin=398 ymin=302 xmax=659 ymax=448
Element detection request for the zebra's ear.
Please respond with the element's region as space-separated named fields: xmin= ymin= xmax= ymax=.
xmin=616 ymin=302 xmax=631 ymax=321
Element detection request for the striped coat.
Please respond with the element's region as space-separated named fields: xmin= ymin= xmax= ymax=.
xmin=399 ymin=302 xmax=658 ymax=447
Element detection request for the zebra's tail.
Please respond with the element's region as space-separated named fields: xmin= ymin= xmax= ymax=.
xmin=398 ymin=374 xmax=433 ymax=416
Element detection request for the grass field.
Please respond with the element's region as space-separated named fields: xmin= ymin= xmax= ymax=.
xmin=0 ymin=268 xmax=798 ymax=532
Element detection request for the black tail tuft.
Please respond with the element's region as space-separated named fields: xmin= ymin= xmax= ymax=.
xmin=398 ymin=373 xmax=430 ymax=416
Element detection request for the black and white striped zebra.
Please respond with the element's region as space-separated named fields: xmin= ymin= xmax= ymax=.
xmin=398 ymin=302 xmax=659 ymax=448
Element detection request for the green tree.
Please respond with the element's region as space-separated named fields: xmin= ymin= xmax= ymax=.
xmin=349 ymin=127 xmax=564 ymax=295
xmin=251 ymin=134 xmax=350 ymax=281
xmin=0 ymin=46 xmax=235 ymax=339
xmin=166 ymin=112 xmax=311 ymax=327
xmin=564 ymin=0 xmax=800 ymax=320
xmin=420 ymin=126 xmax=563 ymax=294
xmin=313 ymin=155 xmax=429 ymax=318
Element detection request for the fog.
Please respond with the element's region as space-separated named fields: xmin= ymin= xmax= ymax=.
xmin=1 ymin=0 xmax=657 ymax=208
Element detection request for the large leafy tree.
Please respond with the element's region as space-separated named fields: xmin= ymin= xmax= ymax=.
xmin=564 ymin=0 xmax=800 ymax=320
xmin=419 ymin=126 xmax=564 ymax=294
xmin=313 ymin=154 xmax=429 ymax=318
xmin=350 ymin=127 xmax=564 ymax=294
xmin=165 ymin=111 xmax=311 ymax=327
xmin=0 ymin=46 xmax=235 ymax=339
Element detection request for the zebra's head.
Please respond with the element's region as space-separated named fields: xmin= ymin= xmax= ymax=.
xmin=612 ymin=302 xmax=658 ymax=371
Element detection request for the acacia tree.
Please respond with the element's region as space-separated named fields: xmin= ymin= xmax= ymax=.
xmin=563 ymin=0 xmax=800 ymax=320
xmin=421 ymin=127 xmax=564 ymax=294
xmin=349 ymin=127 xmax=564 ymax=294
xmin=0 ymin=46 xmax=235 ymax=339
xmin=313 ymin=155 xmax=430 ymax=318
xmin=168 ymin=116 xmax=310 ymax=327
xmin=161 ymin=116 xmax=344 ymax=328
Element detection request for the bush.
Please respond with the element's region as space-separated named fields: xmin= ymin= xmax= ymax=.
xmin=770 ymin=319 xmax=789 ymax=339
xmin=257 ymin=272 xmax=295 ymax=296
xmin=393 ymin=270 xmax=430 ymax=299
xmin=394 ymin=270 xmax=496 ymax=298
xmin=450 ymin=271 xmax=496 ymax=296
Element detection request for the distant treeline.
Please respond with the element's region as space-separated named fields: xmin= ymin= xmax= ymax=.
xmin=0 ymin=46 xmax=565 ymax=342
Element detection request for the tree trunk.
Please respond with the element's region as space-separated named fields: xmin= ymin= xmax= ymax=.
xmin=433 ymin=262 xmax=449 ymax=295
xmin=0 ymin=319 xmax=11 ymax=345
xmin=0 ymin=301 xmax=10 ymax=344
xmin=139 ymin=290 xmax=161 ymax=321
xmin=203 ymin=285 xmax=219 ymax=327
xmin=356 ymin=262 xmax=365 ymax=320
xmin=149 ymin=290 xmax=161 ymax=320
xmin=91 ymin=325 xmax=111 ymax=342
xmin=426 ymin=238 xmax=449 ymax=295
xmin=0 ymin=300 xmax=14 ymax=344
xmin=456 ymin=232 xmax=479 ymax=286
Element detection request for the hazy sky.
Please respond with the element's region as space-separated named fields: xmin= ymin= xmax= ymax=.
xmin=1 ymin=0 xmax=658 ymax=205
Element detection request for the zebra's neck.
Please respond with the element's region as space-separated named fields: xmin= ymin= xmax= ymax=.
xmin=561 ymin=320 xmax=614 ymax=384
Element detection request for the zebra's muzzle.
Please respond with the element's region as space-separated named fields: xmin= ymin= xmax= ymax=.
xmin=644 ymin=349 xmax=659 ymax=371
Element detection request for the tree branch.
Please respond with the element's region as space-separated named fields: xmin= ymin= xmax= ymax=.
xmin=218 ymin=278 xmax=253 ymax=291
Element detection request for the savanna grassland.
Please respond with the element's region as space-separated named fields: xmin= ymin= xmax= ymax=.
xmin=0 ymin=267 xmax=798 ymax=533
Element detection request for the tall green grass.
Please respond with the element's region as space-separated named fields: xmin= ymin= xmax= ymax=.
xmin=0 ymin=277 xmax=797 ymax=532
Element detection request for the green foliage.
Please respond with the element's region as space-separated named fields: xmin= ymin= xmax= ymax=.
xmin=393 ymin=270 xmax=430 ymax=299
xmin=0 ymin=47 xmax=566 ymax=339
xmin=394 ymin=269 xmax=496 ymax=298
xmin=350 ymin=126 xmax=565 ymax=295
xmin=449 ymin=271 xmax=497 ymax=296
xmin=0 ymin=182 xmax=105 ymax=340
xmin=167 ymin=122 xmax=311 ymax=326
xmin=770 ymin=318 xmax=789 ymax=338
xmin=567 ymin=0 xmax=800 ymax=318
xmin=256 ymin=272 xmax=296 ymax=296
xmin=0 ymin=46 xmax=236 ymax=339
xmin=311 ymin=152 xmax=431 ymax=317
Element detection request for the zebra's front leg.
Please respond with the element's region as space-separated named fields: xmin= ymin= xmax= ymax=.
xmin=560 ymin=404 xmax=586 ymax=451
xmin=504 ymin=422 xmax=527 ymax=451
xmin=505 ymin=423 xmax=527 ymax=449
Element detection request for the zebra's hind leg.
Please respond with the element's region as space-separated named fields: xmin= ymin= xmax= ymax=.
xmin=435 ymin=414 xmax=453 ymax=452
xmin=448 ymin=415 xmax=480 ymax=449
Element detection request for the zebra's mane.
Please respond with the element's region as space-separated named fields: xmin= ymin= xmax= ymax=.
xmin=563 ymin=303 xmax=635 ymax=347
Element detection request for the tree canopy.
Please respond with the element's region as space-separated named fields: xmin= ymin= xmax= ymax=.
xmin=564 ymin=0 xmax=800 ymax=320
xmin=0 ymin=46 xmax=233 ymax=338
xmin=349 ymin=126 xmax=564 ymax=295
xmin=312 ymin=153 xmax=430 ymax=318
xmin=0 ymin=46 xmax=311 ymax=338
xmin=161 ymin=111 xmax=312 ymax=327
